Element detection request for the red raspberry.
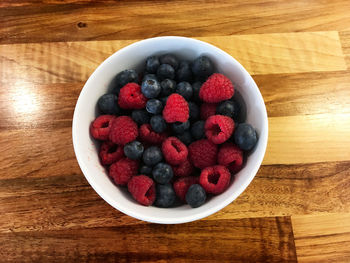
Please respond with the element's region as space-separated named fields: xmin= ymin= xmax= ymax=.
xmin=118 ymin=83 xmax=147 ymax=109
xmin=188 ymin=139 xmax=218 ymax=169
xmin=173 ymin=176 xmax=199 ymax=202
xmin=218 ymin=142 xmax=243 ymax=174
xmin=139 ymin=124 xmax=167 ymax=145
xmin=205 ymin=115 xmax=234 ymax=144
xmin=90 ymin=115 xmax=115 ymax=141
xmin=172 ymin=158 xmax=194 ymax=177
xmin=199 ymin=165 xmax=231 ymax=195
xmin=109 ymin=116 xmax=138 ymax=145
xmin=200 ymin=103 xmax=217 ymax=120
xmin=109 ymin=158 xmax=139 ymax=186
xmin=99 ymin=141 xmax=125 ymax=166
xmin=162 ymin=94 xmax=189 ymax=123
xmin=128 ymin=175 xmax=156 ymax=206
xmin=162 ymin=137 xmax=188 ymax=165
xmin=199 ymin=73 xmax=234 ymax=103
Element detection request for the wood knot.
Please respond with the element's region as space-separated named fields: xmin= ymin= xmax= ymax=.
xmin=77 ymin=22 xmax=87 ymax=28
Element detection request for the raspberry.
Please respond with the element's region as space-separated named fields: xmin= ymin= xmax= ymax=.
xmin=172 ymin=158 xmax=194 ymax=177
xmin=205 ymin=115 xmax=234 ymax=144
xmin=162 ymin=94 xmax=189 ymax=123
xmin=218 ymin=142 xmax=243 ymax=174
xmin=162 ymin=137 xmax=188 ymax=165
xmin=90 ymin=115 xmax=115 ymax=141
xmin=139 ymin=124 xmax=167 ymax=145
xmin=173 ymin=176 xmax=199 ymax=202
xmin=199 ymin=73 xmax=234 ymax=103
xmin=188 ymin=139 xmax=218 ymax=169
xmin=99 ymin=141 xmax=125 ymax=166
xmin=199 ymin=165 xmax=231 ymax=194
xmin=118 ymin=83 xmax=147 ymax=109
xmin=109 ymin=116 xmax=138 ymax=145
xmin=109 ymin=158 xmax=139 ymax=186
xmin=200 ymin=103 xmax=217 ymax=120
xmin=127 ymin=175 xmax=156 ymax=206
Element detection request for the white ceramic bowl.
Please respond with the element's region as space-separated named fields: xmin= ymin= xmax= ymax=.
xmin=72 ymin=36 xmax=268 ymax=224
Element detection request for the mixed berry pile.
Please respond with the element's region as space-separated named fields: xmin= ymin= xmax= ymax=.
xmin=90 ymin=54 xmax=258 ymax=208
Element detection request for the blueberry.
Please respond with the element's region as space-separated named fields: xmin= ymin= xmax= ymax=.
xmin=97 ymin=93 xmax=119 ymax=115
xmin=216 ymin=100 xmax=238 ymax=120
xmin=159 ymin=54 xmax=179 ymax=70
xmin=140 ymin=165 xmax=153 ymax=176
xmin=172 ymin=120 xmax=190 ymax=134
xmin=152 ymin=163 xmax=173 ymax=184
xmin=186 ymin=184 xmax=206 ymax=208
xmin=176 ymin=60 xmax=193 ymax=82
xmin=145 ymin=56 xmax=160 ymax=74
xmin=143 ymin=74 xmax=158 ymax=82
xmin=160 ymin=79 xmax=176 ymax=97
xmin=155 ymin=184 xmax=176 ymax=208
xmin=124 ymin=141 xmax=144 ymax=160
xmin=143 ymin=146 xmax=163 ymax=166
xmin=150 ymin=115 xmax=167 ymax=133
xmin=191 ymin=56 xmax=214 ymax=78
xmin=131 ymin=110 xmax=150 ymax=125
xmin=188 ymin=102 xmax=199 ymax=121
xmin=146 ymin=99 xmax=163 ymax=115
xmin=234 ymin=123 xmax=258 ymax=151
xmin=176 ymin=82 xmax=193 ymax=100
xmin=109 ymin=69 xmax=138 ymax=94
xmin=192 ymin=81 xmax=202 ymax=103
xmin=176 ymin=131 xmax=193 ymax=145
xmin=159 ymin=96 xmax=168 ymax=105
xmin=141 ymin=78 xmax=161 ymax=98
xmin=191 ymin=120 xmax=205 ymax=140
xmin=157 ymin=64 xmax=175 ymax=80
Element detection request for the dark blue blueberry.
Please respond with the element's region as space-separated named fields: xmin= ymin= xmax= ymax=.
xmin=176 ymin=60 xmax=193 ymax=82
xmin=152 ymin=162 xmax=173 ymax=184
xmin=123 ymin=141 xmax=144 ymax=160
xmin=176 ymin=131 xmax=193 ymax=146
xmin=109 ymin=69 xmax=138 ymax=94
xmin=143 ymin=73 xmax=158 ymax=82
xmin=145 ymin=56 xmax=160 ymax=74
xmin=157 ymin=64 xmax=175 ymax=80
xmin=191 ymin=56 xmax=214 ymax=78
xmin=216 ymin=100 xmax=238 ymax=120
xmin=155 ymin=184 xmax=176 ymax=208
xmin=97 ymin=93 xmax=119 ymax=115
xmin=234 ymin=123 xmax=258 ymax=151
xmin=192 ymin=81 xmax=202 ymax=103
xmin=186 ymin=184 xmax=206 ymax=208
xmin=141 ymin=78 xmax=161 ymax=98
xmin=131 ymin=110 xmax=150 ymax=125
xmin=159 ymin=54 xmax=179 ymax=70
xmin=146 ymin=99 xmax=163 ymax=115
xmin=150 ymin=115 xmax=167 ymax=133
xmin=140 ymin=165 xmax=153 ymax=176
xmin=160 ymin=79 xmax=176 ymax=97
xmin=142 ymin=146 xmax=163 ymax=166
xmin=159 ymin=96 xmax=168 ymax=105
xmin=188 ymin=102 xmax=199 ymax=121
xmin=191 ymin=120 xmax=205 ymax=140
xmin=176 ymin=82 xmax=192 ymax=100
xmin=171 ymin=120 xmax=190 ymax=134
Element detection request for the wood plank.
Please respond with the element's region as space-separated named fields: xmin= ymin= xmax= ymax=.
xmin=292 ymin=214 xmax=350 ymax=262
xmin=0 ymin=217 xmax=297 ymax=262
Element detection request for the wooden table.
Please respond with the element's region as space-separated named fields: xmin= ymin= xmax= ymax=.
xmin=1 ymin=1 xmax=350 ymax=262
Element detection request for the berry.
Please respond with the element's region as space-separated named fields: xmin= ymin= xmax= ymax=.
xmin=191 ymin=120 xmax=205 ymax=140
xmin=162 ymin=94 xmax=189 ymax=123
xmin=176 ymin=61 xmax=193 ymax=82
xmin=146 ymin=99 xmax=163 ymax=114
xmin=176 ymin=82 xmax=193 ymax=101
xmin=160 ymin=79 xmax=176 ymax=97
xmin=141 ymin=78 xmax=161 ymax=98
xmin=171 ymin=120 xmax=190 ymax=134
xmin=110 ymin=69 xmax=138 ymax=94
xmin=159 ymin=54 xmax=179 ymax=70
xmin=172 ymin=158 xmax=194 ymax=177
xmin=199 ymin=165 xmax=231 ymax=195
xmin=173 ymin=176 xmax=199 ymax=202
xmin=162 ymin=137 xmax=188 ymax=165
xmin=99 ymin=141 xmax=125 ymax=165
xmin=191 ymin=56 xmax=214 ymax=78
xmin=90 ymin=115 xmax=115 ymax=141
xmin=188 ymin=139 xmax=218 ymax=169
xmin=140 ymin=164 xmax=153 ymax=176
xmin=157 ymin=64 xmax=175 ymax=80
xmin=142 ymin=146 xmax=163 ymax=166
xmin=152 ymin=162 xmax=174 ymax=184
xmin=143 ymin=74 xmax=158 ymax=82
xmin=205 ymin=115 xmax=234 ymax=144
xmin=216 ymin=100 xmax=239 ymax=120
xmin=150 ymin=115 xmax=167 ymax=133
xmin=218 ymin=142 xmax=243 ymax=173
xmin=139 ymin=124 xmax=167 ymax=145
xmin=176 ymin=131 xmax=193 ymax=146
xmin=128 ymin=175 xmax=156 ymax=206
xmin=109 ymin=158 xmax=139 ymax=186
xmin=109 ymin=116 xmax=138 ymax=145
xmin=200 ymin=103 xmax=217 ymax=120
xmin=192 ymin=81 xmax=202 ymax=103
xmin=123 ymin=140 xmax=144 ymax=160
xmin=186 ymin=184 xmax=206 ymax=208
xmin=155 ymin=184 xmax=176 ymax=208
xmin=118 ymin=83 xmax=147 ymax=109
xmin=131 ymin=110 xmax=150 ymax=125
xmin=145 ymin=56 xmax=160 ymax=74
xmin=234 ymin=123 xmax=258 ymax=151
xmin=188 ymin=102 xmax=199 ymax=121
xmin=199 ymin=73 xmax=234 ymax=103
xmin=98 ymin=93 xmax=119 ymax=115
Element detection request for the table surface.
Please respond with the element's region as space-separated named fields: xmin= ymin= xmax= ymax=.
xmin=1 ymin=1 xmax=350 ymax=262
